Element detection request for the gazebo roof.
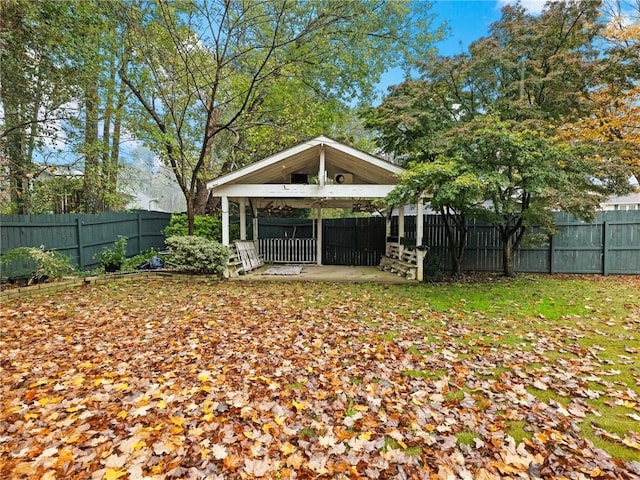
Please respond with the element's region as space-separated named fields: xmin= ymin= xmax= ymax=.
xmin=206 ymin=136 xmax=403 ymax=209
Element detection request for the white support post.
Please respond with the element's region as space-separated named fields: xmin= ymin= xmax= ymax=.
xmin=385 ymin=211 xmax=392 ymax=255
xmin=416 ymin=200 xmax=425 ymax=282
xmin=318 ymin=145 xmax=326 ymax=187
xmin=239 ymin=198 xmax=247 ymax=240
xmin=222 ymin=196 xmax=230 ymax=246
xmin=398 ymin=205 xmax=405 ymax=257
xmin=316 ymin=205 xmax=323 ymax=265
xmin=252 ymin=203 xmax=259 ymax=241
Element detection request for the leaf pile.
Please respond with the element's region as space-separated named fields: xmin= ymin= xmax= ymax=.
xmin=1 ymin=279 xmax=639 ymax=479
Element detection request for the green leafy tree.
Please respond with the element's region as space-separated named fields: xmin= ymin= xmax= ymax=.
xmin=0 ymin=0 xmax=132 ymax=214
xmin=366 ymin=0 xmax=631 ymax=276
xmin=119 ymin=0 xmax=441 ymax=234
xmin=387 ymin=159 xmax=483 ymax=275
xmin=0 ymin=1 xmax=80 ymax=213
xmin=447 ymin=117 xmax=628 ymax=276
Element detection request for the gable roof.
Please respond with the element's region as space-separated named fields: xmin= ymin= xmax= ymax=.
xmin=207 ymin=135 xmax=403 ymax=190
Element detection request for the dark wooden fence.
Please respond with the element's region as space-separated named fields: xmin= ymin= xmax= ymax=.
xmin=394 ymin=210 xmax=640 ymax=275
xmin=257 ymin=211 xmax=640 ymax=275
xmin=4 ymin=210 xmax=637 ymax=276
xmin=1 ymin=211 xmax=172 ymax=271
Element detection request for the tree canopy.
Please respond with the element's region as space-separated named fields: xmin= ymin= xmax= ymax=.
xmin=364 ymin=0 xmax=635 ymax=276
xmin=0 ymin=0 xmax=441 ymax=220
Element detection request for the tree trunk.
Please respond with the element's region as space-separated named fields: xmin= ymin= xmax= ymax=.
xmin=1 ymin=5 xmax=31 ymax=214
xmin=194 ymin=178 xmax=210 ymax=215
xmin=186 ymin=196 xmax=195 ymax=235
xmin=441 ymin=207 xmax=467 ymax=276
xmin=501 ymin=232 xmax=515 ymax=277
xmin=101 ymin=58 xmax=115 ymax=210
xmin=83 ymin=79 xmax=102 ymax=213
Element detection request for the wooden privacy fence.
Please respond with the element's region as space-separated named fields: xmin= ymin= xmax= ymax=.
xmin=396 ymin=210 xmax=640 ymax=275
xmin=254 ymin=211 xmax=640 ymax=274
xmin=0 ymin=211 xmax=172 ymax=271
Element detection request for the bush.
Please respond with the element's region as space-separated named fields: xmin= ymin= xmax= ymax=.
xmin=163 ymin=213 xmax=241 ymax=242
xmin=165 ymin=235 xmax=231 ymax=275
xmin=163 ymin=214 xmax=222 ymax=240
xmin=99 ymin=236 xmax=128 ymax=273
xmin=0 ymin=246 xmax=75 ymax=284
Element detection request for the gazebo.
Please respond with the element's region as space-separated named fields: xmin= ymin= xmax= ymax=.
xmin=206 ymin=136 xmax=427 ymax=280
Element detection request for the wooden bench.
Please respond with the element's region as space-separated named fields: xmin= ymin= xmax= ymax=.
xmin=227 ymin=240 xmax=264 ymax=277
xmin=379 ymin=243 xmax=419 ymax=280
xmin=226 ymin=249 xmax=245 ymax=277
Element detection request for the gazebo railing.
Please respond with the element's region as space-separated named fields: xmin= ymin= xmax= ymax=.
xmin=259 ymin=238 xmax=317 ymax=263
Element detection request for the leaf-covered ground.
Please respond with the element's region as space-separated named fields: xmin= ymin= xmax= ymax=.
xmin=1 ymin=276 xmax=639 ymax=480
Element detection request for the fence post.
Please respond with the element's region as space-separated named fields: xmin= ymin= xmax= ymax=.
xmin=137 ymin=211 xmax=143 ymax=254
xmin=76 ymin=217 xmax=84 ymax=269
xmin=602 ymin=220 xmax=609 ymax=276
xmin=549 ymin=234 xmax=555 ymax=274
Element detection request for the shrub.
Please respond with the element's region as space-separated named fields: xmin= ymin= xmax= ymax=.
xmin=165 ymin=235 xmax=231 ymax=275
xmin=0 ymin=246 xmax=75 ymax=284
xmin=100 ymin=236 xmax=127 ymax=273
xmin=163 ymin=213 xmax=241 ymax=242
xmin=163 ymin=214 xmax=221 ymax=240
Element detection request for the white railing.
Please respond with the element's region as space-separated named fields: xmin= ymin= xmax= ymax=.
xmin=259 ymin=238 xmax=317 ymax=263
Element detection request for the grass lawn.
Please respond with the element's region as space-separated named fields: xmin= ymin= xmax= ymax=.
xmin=1 ymin=275 xmax=639 ymax=479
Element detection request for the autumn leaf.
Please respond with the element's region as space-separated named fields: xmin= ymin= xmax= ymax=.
xmin=104 ymin=468 xmax=127 ymax=480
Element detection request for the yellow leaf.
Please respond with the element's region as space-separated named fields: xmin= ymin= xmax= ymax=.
xmin=280 ymin=441 xmax=297 ymax=455
xmin=104 ymin=468 xmax=127 ymax=480
xmin=56 ymin=448 xmax=74 ymax=464
xmin=115 ymin=383 xmax=129 ymax=392
xmin=203 ymin=412 xmax=214 ymax=422
xmin=243 ymin=430 xmax=255 ymax=440
xmin=41 ymin=470 xmax=56 ymax=480
xmin=169 ymin=416 xmax=185 ymax=426
xmin=262 ymin=422 xmax=276 ymax=434
xmin=622 ymin=437 xmax=640 ymax=450
xmin=274 ymin=416 xmax=286 ymax=425
xmin=156 ymin=400 xmax=167 ymax=409
xmin=292 ymin=400 xmax=307 ymax=412
xmin=358 ymin=431 xmax=372 ymax=440
xmin=13 ymin=462 xmax=36 ymax=475
xmin=116 ymin=410 xmax=128 ymax=419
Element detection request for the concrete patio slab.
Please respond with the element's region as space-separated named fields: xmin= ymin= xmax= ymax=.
xmin=228 ymin=265 xmax=417 ymax=284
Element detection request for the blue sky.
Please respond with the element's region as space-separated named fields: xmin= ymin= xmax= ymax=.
xmin=377 ymin=0 xmax=546 ymax=94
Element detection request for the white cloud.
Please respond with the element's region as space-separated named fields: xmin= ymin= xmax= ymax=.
xmin=496 ymin=0 xmax=552 ymax=15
